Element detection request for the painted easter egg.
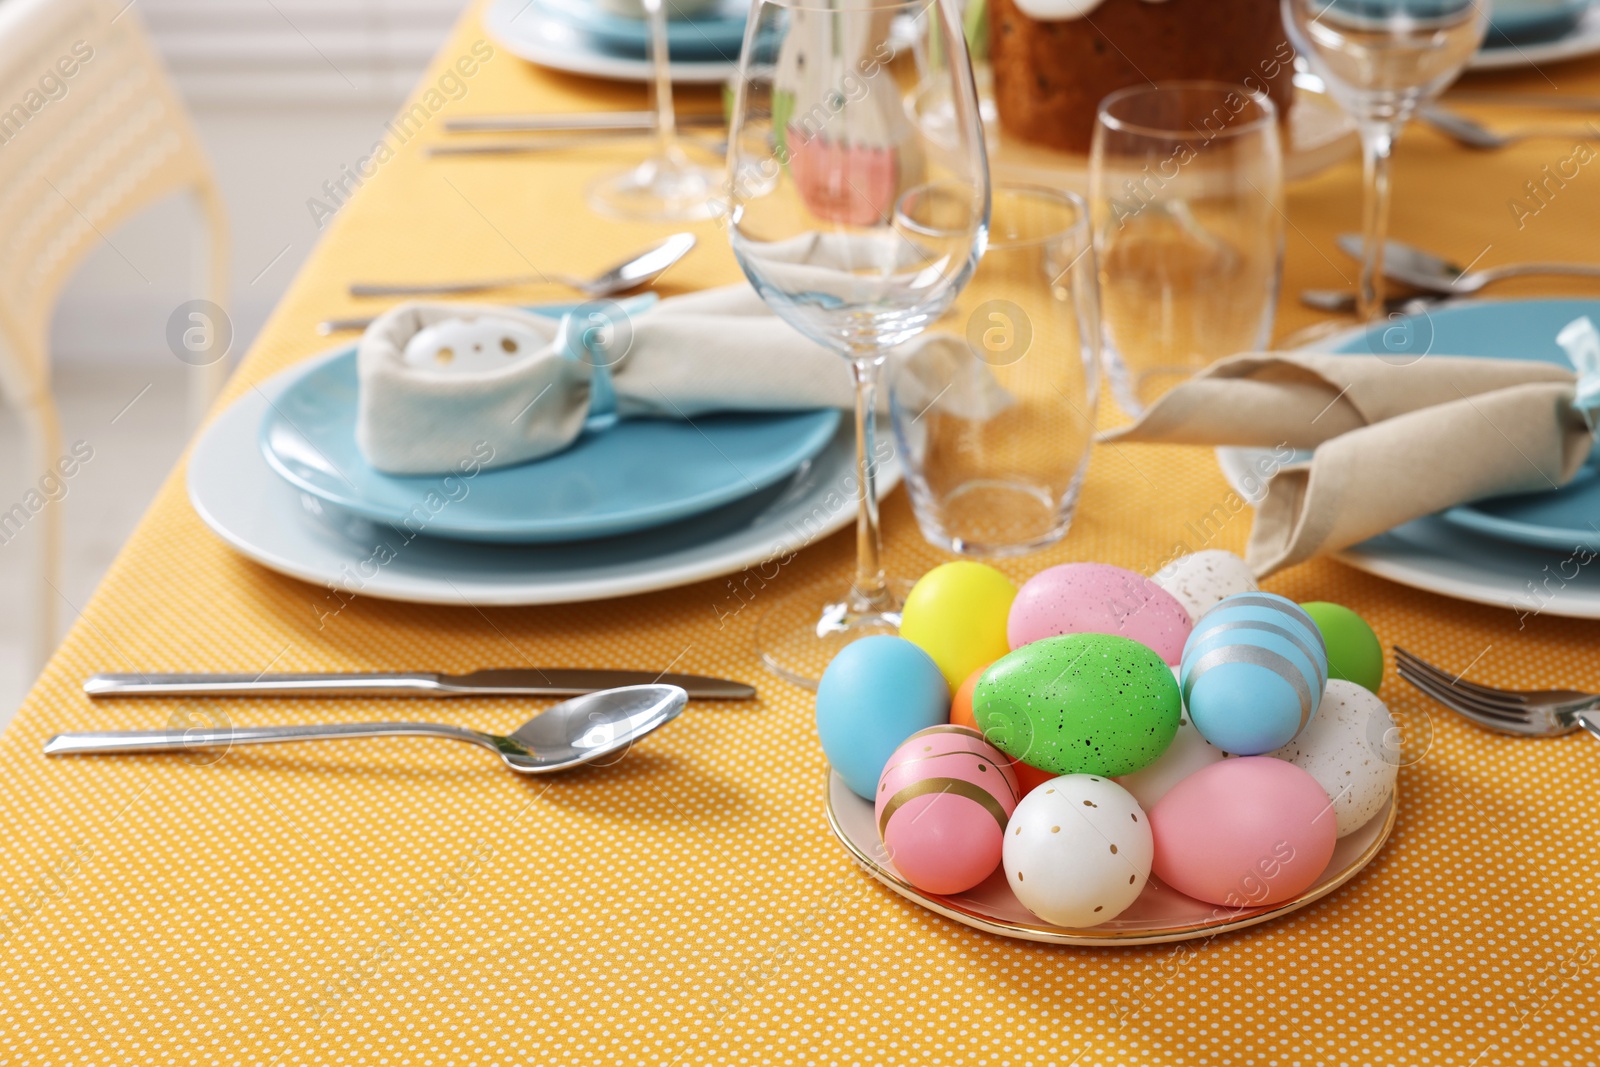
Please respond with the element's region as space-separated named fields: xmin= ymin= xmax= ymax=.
xmin=1115 ymin=708 xmax=1225 ymax=812
xmin=900 ymin=562 xmax=1018 ymax=691
xmin=1181 ymin=592 xmax=1329 ymax=755
xmin=1002 ymin=774 xmax=1153 ymax=927
xmin=1149 ymin=757 xmax=1337 ymax=908
xmin=952 ymin=664 xmax=1057 ymax=796
xmin=816 ymin=636 xmax=950 ymax=799
xmin=1300 ymin=602 xmax=1384 ymax=693
xmin=949 ymin=664 xmax=989 ymax=733
xmin=1150 ymin=549 xmax=1259 ymax=621
xmin=876 ymin=726 xmax=1020 ymax=895
xmin=974 ymin=633 xmax=1181 ymax=777
xmin=1007 ymin=562 xmax=1192 ymax=664
xmin=1267 ymin=679 xmax=1398 ymax=837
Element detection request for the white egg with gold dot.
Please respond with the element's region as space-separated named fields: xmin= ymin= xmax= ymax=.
xmin=1002 ymin=774 xmax=1152 ymax=927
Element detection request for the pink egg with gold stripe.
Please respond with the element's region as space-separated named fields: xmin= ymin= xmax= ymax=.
xmin=875 ymin=725 xmax=1020 ymax=895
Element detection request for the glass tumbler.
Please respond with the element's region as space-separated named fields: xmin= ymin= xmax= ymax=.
xmin=1090 ymin=82 xmax=1285 ymax=418
xmin=889 ymin=184 xmax=1099 ymax=557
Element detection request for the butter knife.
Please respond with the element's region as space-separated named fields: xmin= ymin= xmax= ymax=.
xmin=83 ymin=670 xmax=755 ymax=700
xmin=443 ymin=111 xmax=725 ymax=133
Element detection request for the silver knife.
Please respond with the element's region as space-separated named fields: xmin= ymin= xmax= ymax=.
xmin=1444 ymin=91 xmax=1600 ymax=113
xmin=83 ymin=670 xmax=755 ymax=700
xmin=443 ymin=111 xmax=725 ymax=133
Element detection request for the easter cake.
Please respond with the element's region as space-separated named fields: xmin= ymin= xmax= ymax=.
xmin=987 ymin=0 xmax=1297 ymax=154
xmin=815 ymin=551 xmax=1399 ymax=941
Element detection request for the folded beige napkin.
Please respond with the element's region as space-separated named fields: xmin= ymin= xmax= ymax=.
xmin=1102 ymin=352 xmax=1594 ymax=576
xmin=356 ymin=283 xmax=1009 ymax=475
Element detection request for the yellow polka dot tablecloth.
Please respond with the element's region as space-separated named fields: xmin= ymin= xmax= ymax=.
xmin=5 ymin=6 xmax=1600 ymax=1064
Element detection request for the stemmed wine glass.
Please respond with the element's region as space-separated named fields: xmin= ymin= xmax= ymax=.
xmin=724 ymin=0 xmax=990 ymax=687
xmin=588 ymin=0 xmax=723 ymax=221
xmin=1283 ymin=0 xmax=1486 ymax=321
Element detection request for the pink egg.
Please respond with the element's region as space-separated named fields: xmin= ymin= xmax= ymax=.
xmin=876 ymin=726 xmax=1021 ymax=895
xmin=1148 ymin=756 xmax=1337 ymax=909
xmin=1007 ymin=563 xmax=1192 ymax=663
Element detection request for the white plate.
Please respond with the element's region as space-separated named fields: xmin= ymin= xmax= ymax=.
xmin=1218 ymin=449 xmax=1600 ymax=619
xmin=1215 ymin=299 xmax=1600 ymax=620
xmin=484 ymin=0 xmax=739 ymax=84
xmin=824 ymin=772 xmax=1397 ymax=946
xmin=187 ymin=349 xmax=898 ymax=606
xmin=1470 ymin=8 xmax=1600 ymax=69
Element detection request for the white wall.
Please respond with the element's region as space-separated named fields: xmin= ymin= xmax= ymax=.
xmin=50 ymin=0 xmax=468 ymax=369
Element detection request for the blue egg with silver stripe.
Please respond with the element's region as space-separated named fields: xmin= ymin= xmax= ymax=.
xmin=1179 ymin=592 xmax=1329 ymax=755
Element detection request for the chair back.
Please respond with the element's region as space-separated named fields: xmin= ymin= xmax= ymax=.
xmin=0 ymin=0 xmax=216 ymax=403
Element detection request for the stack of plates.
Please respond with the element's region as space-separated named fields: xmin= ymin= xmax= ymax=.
xmin=1217 ymin=299 xmax=1600 ymax=619
xmin=187 ymin=300 xmax=889 ymax=606
xmin=483 ymin=0 xmax=749 ymax=84
xmin=1473 ymin=0 xmax=1600 ymax=69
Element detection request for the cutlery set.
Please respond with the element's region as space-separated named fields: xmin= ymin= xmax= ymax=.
xmin=318 ymin=232 xmax=697 ymax=333
xmin=1422 ymin=104 xmax=1600 ymax=149
xmin=47 ymin=684 xmax=694 ymax=775
xmin=1302 ymin=235 xmax=1600 ymax=312
xmin=1294 ymin=93 xmax=1600 ymax=313
xmin=312 ymin=109 xmax=720 ymax=332
xmin=45 ymin=670 xmax=755 ymax=771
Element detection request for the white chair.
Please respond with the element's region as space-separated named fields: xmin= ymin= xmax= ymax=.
xmin=0 ymin=0 xmax=229 ymax=679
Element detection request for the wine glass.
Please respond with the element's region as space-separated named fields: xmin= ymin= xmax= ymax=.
xmin=724 ymin=0 xmax=990 ymax=688
xmin=1283 ymin=0 xmax=1486 ymax=321
xmin=588 ymin=0 xmax=723 ymax=221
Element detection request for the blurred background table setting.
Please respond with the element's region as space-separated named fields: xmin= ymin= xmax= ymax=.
xmin=0 ymin=0 xmax=1598 ymax=1063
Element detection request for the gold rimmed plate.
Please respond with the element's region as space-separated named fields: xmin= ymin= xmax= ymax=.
xmin=824 ymin=772 xmax=1397 ymax=946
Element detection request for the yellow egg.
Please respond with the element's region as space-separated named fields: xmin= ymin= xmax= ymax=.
xmin=899 ymin=562 xmax=1017 ymax=691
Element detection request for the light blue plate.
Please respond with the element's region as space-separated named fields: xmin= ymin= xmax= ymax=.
xmin=1331 ymin=298 xmax=1600 ymax=552
xmin=533 ymin=0 xmax=748 ymax=60
xmin=259 ymin=302 xmax=840 ymax=545
xmin=1486 ymin=0 xmax=1593 ymax=46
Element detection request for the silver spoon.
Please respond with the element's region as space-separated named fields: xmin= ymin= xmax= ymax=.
xmin=1299 ymin=288 xmax=1437 ymax=315
xmin=347 ymin=232 xmax=696 ymax=299
xmin=1336 ymin=233 xmax=1600 ymax=295
xmin=42 ymin=684 xmax=687 ymax=775
xmin=1421 ymin=105 xmax=1600 ymax=151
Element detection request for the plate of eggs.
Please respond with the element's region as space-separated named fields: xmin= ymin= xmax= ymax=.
xmin=815 ymin=551 xmax=1401 ymax=946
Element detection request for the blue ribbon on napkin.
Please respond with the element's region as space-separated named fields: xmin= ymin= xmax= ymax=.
xmin=1557 ymin=315 xmax=1600 ymax=435
xmin=554 ymin=308 xmax=620 ymax=434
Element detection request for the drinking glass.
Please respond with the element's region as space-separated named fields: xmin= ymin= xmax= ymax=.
xmin=889 ymin=184 xmax=1098 ymax=557
xmin=724 ymin=0 xmax=990 ymax=688
xmin=1089 ymin=82 xmax=1285 ymax=418
xmin=1283 ymin=0 xmax=1486 ymax=320
xmin=588 ymin=0 xmax=722 ymax=221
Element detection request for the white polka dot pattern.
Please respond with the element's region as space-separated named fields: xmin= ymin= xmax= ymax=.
xmin=0 ymin=5 xmax=1595 ymax=1064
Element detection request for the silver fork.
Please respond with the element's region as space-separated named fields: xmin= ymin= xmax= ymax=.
xmin=1395 ymin=647 xmax=1600 ymax=742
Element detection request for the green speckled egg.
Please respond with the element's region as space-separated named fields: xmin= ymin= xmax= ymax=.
xmin=972 ymin=633 xmax=1181 ymax=777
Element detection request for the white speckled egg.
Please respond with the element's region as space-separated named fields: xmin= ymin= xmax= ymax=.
xmin=1116 ymin=709 xmax=1226 ymax=812
xmin=1151 ymin=550 xmax=1259 ymax=622
xmin=1002 ymin=775 xmax=1152 ymax=927
xmin=1265 ymin=678 xmax=1398 ymax=837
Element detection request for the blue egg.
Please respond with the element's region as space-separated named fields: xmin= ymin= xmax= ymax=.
xmin=1180 ymin=592 xmax=1328 ymax=754
xmin=815 ymin=636 xmax=951 ymax=799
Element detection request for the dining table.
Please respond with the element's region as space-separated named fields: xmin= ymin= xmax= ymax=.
xmin=3 ymin=3 xmax=1599 ymax=1064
